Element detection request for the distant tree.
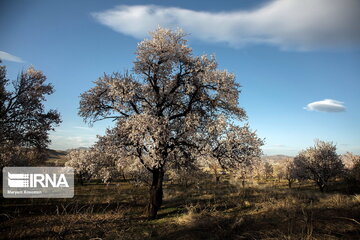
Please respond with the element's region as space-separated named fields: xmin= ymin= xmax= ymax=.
xmin=66 ymin=148 xmax=121 ymax=184
xmin=293 ymin=140 xmax=344 ymax=192
xmin=283 ymin=158 xmax=297 ymax=188
xmin=79 ymin=27 xmax=263 ymax=219
xmin=342 ymin=152 xmax=360 ymax=192
xmin=264 ymin=162 xmax=273 ymax=180
xmin=65 ymin=149 xmax=94 ymax=185
xmin=276 ymin=170 xmax=284 ymax=182
xmin=167 ymin=161 xmax=206 ymax=188
xmin=274 ymin=162 xmax=285 ymax=182
xmin=253 ymin=159 xmax=264 ymax=180
xmin=209 ymin=161 xmax=223 ymax=183
xmin=202 ymin=117 xmax=263 ymax=184
xmin=347 ymin=154 xmax=360 ymax=182
xmin=342 ymin=152 xmax=360 ymax=174
xmin=0 ymin=63 xmax=61 ymax=167
xmin=234 ymin=156 xmax=261 ymax=187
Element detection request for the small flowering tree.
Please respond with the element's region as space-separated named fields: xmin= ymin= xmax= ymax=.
xmin=348 ymin=154 xmax=360 ymax=182
xmin=79 ymin=27 xmax=263 ymax=219
xmin=342 ymin=152 xmax=360 ymax=191
xmin=66 ymin=147 xmax=124 ymax=184
xmin=65 ymin=150 xmax=91 ymax=185
xmin=283 ymin=158 xmax=297 ymax=188
xmin=230 ymin=157 xmax=261 ymax=188
xmin=201 ymin=118 xmax=263 ymax=183
xmin=66 ymin=149 xmax=109 ymax=184
xmin=293 ymin=140 xmax=344 ymax=192
xmin=264 ymin=162 xmax=274 ymax=180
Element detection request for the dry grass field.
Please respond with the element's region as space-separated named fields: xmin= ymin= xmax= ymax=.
xmin=45 ymin=149 xmax=68 ymax=166
xmin=1 ymin=175 xmax=359 ymax=240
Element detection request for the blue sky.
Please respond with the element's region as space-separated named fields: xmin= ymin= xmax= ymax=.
xmin=1 ymin=0 xmax=359 ymax=155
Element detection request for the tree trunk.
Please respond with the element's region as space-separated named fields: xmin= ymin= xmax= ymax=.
xmin=212 ymin=166 xmax=220 ymax=184
xmin=147 ymin=168 xmax=164 ymax=219
xmin=215 ymin=175 xmax=220 ymax=183
xmin=78 ymin=173 xmax=84 ymax=185
xmin=288 ymin=180 xmax=292 ymax=189
xmin=317 ymin=179 xmax=326 ymax=192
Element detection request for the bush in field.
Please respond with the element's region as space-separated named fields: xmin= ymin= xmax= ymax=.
xmin=0 ymin=63 xmax=61 ymax=167
xmin=294 ymin=140 xmax=344 ymax=192
xmin=78 ymin=27 xmax=263 ymax=219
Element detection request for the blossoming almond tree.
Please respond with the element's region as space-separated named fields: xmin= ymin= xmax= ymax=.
xmin=65 ymin=149 xmax=117 ymax=184
xmin=294 ymin=140 xmax=344 ymax=192
xmin=201 ymin=117 xmax=263 ymax=183
xmin=79 ymin=27 xmax=263 ymax=219
xmin=283 ymin=158 xmax=297 ymax=188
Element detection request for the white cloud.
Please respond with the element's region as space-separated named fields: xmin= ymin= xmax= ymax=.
xmin=304 ymin=99 xmax=346 ymax=112
xmin=49 ymin=135 xmax=97 ymax=150
xmin=73 ymin=126 xmax=94 ymax=131
xmin=0 ymin=51 xmax=24 ymax=63
xmin=92 ymin=0 xmax=360 ymax=50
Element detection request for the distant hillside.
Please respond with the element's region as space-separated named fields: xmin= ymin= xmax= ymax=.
xmin=46 ymin=147 xmax=91 ymax=166
xmin=261 ymin=155 xmax=293 ymax=165
xmin=46 ymin=149 xmax=68 ymax=166
xmin=65 ymin=147 xmax=89 ymax=152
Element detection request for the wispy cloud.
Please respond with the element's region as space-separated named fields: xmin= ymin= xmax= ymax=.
xmin=269 ymin=144 xmax=288 ymax=148
xmin=304 ymin=99 xmax=346 ymax=112
xmin=49 ymin=135 xmax=97 ymax=150
xmin=0 ymin=51 xmax=24 ymax=63
xmin=92 ymin=0 xmax=360 ymax=50
xmin=73 ymin=126 xmax=94 ymax=131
